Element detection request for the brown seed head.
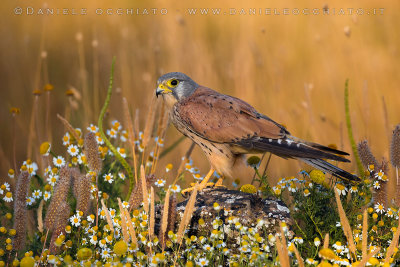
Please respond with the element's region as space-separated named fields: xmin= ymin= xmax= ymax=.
xmin=45 ymin=167 xmax=72 ymax=230
xmin=84 ymin=132 xmax=102 ymax=174
xmin=390 ymin=125 xmax=400 ymax=168
xmin=12 ymin=171 xmax=30 ymax=251
xmin=357 ymin=140 xmax=378 ymax=170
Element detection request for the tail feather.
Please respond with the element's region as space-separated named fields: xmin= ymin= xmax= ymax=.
xmin=300 ymin=158 xmax=360 ymax=182
xmin=237 ymin=136 xmax=349 ymax=162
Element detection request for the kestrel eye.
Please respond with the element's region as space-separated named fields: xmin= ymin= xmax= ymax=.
xmin=169 ymin=79 xmax=178 ymax=86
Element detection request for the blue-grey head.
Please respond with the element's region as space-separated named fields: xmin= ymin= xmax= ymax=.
xmin=155 ymin=72 xmax=199 ymax=101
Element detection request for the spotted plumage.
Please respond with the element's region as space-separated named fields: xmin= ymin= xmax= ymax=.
xmin=156 ymin=72 xmax=360 ymax=182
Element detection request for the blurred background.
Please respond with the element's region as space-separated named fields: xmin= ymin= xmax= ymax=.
xmin=1 ymin=0 xmax=399 ymax=197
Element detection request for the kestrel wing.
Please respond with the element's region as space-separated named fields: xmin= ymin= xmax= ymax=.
xmin=176 ymin=87 xmax=288 ymax=143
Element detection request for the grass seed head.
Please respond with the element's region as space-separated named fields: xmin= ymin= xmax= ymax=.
xmin=12 ymin=171 xmax=30 ymax=251
xmin=84 ymin=132 xmax=102 ymax=174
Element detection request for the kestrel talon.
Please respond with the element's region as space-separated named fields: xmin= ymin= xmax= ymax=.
xmin=156 ymin=72 xmax=360 ymax=186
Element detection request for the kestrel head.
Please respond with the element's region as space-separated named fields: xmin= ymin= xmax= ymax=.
xmin=156 ymin=72 xmax=199 ymax=101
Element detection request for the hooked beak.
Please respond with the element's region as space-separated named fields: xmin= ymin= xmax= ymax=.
xmin=156 ymin=83 xmax=172 ymax=98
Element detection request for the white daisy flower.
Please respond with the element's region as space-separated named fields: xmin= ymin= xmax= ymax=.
xmin=96 ymin=136 xmax=104 ymax=145
xmin=306 ymin=258 xmax=318 ymax=265
xmin=196 ymin=258 xmax=209 ymax=267
xmin=374 ymin=203 xmax=385 ymax=214
xmin=90 ymin=235 xmax=98 ymax=245
xmin=120 ymin=130 xmax=128 ymax=142
xmin=117 ymin=147 xmax=126 ymax=158
xmin=99 ymin=239 xmax=108 ymax=249
xmin=373 ymin=181 xmax=380 ymax=189
xmin=62 ymin=132 xmax=71 ymax=146
xmin=118 ymin=172 xmax=126 ymax=180
xmin=32 ymin=190 xmax=42 ymax=199
xmin=87 ymin=214 xmax=95 ymax=223
xmin=374 ymin=170 xmax=384 ymax=180
xmin=155 ymin=136 xmax=164 ymax=147
xmin=67 ymin=144 xmax=79 ymax=156
xmin=203 ymin=244 xmax=213 ymax=252
xmin=3 ymin=192 xmax=13 ymax=202
xmin=77 ymin=154 xmax=87 ymax=165
xmin=47 ymin=175 xmax=58 ymax=186
xmin=43 ymin=191 xmax=51 ymax=201
xmin=106 ymin=129 xmax=118 ymax=139
xmin=87 ymin=124 xmax=99 ymax=133
xmin=335 ymin=183 xmax=347 ymax=196
xmin=3 ymin=183 xmax=10 ymax=191
xmin=154 ymin=179 xmax=166 ymax=187
xmin=314 ymin=237 xmax=321 ymax=247
xmin=170 ymin=184 xmax=181 ymax=193
xmin=101 ymin=248 xmax=111 ymax=259
xmin=103 ymin=173 xmax=114 ymax=184
xmin=53 ymin=156 xmax=66 ymax=167
xmin=26 ymin=197 xmax=35 ymax=206
xmin=111 ymin=120 xmax=122 ymax=131
xmin=70 ymin=214 xmax=81 ymax=227
xmin=122 ymin=201 xmax=129 ymax=209
xmin=349 ymin=186 xmax=358 ymax=193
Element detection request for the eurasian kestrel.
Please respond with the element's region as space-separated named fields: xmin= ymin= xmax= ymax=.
xmin=156 ymin=72 xmax=359 ymax=188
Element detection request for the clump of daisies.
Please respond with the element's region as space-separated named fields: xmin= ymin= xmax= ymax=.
xmin=2 ymin=115 xmax=400 ymax=266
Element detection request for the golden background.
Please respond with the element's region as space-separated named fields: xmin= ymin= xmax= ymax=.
xmin=1 ymin=0 xmax=399 ymax=197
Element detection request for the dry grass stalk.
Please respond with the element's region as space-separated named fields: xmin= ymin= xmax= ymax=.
xmin=176 ymin=183 xmax=199 ymax=245
xmin=292 ymin=244 xmax=305 ymax=267
xmin=56 ymin=114 xmax=80 ymax=141
xmin=275 ymin=233 xmax=290 ymax=267
xmin=140 ymin=165 xmax=149 ymax=214
xmin=49 ymin=202 xmax=70 ymax=255
xmin=37 ymin=199 xmax=45 ymax=233
xmin=156 ymin=101 xmax=167 ymax=137
xmin=101 ymin=199 xmax=114 ymax=234
xmin=279 ymin=224 xmax=290 ymax=267
xmin=151 ymin=101 xmax=169 ymax=174
xmin=149 ymin=187 xmax=155 ymax=240
xmin=358 ymin=247 xmax=380 ymax=267
xmin=142 ymin=95 xmax=158 ymax=149
xmin=27 ymin=96 xmax=39 ymax=159
xmin=117 ymin=198 xmax=130 ymax=244
xmin=13 ymin=171 xmax=30 ymax=251
xmin=84 ymin=132 xmax=102 ymax=174
xmin=124 ymin=209 xmax=138 ymax=247
xmin=381 ymin=96 xmax=390 ymax=139
xmin=75 ymin=174 xmax=92 ymax=216
xmin=167 ymin=194 xmax=177 ymax=235
xmin=362 ymin=209 xmax=368 ymax=259
xmin=323 ymin=233 xmax=329 ymax=248
xmin=357 ymin=140 xmax=378 ymax=170
xmin=384 ymin=216 xmax=400 ymax=263
xmin=334 ymin=190 xmax=357 ymax=255
xmin=45 ymin=167 xmax=72 ymax=230
xmin=134 ymin=108 xmax=140 ymax=141
xmin=122 ymin=97 xmax=138 ymax=184
xmin=160 ymin=189 xmax=171 ymax=250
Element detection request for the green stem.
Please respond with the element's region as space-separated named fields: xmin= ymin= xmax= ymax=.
xmin=98 ymin=57 xmax=135 ymax=195
xmin=304 ymin=204 xmax=324 ymax=239
xmin=344 ymin=79 xmax=364 ymax=179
